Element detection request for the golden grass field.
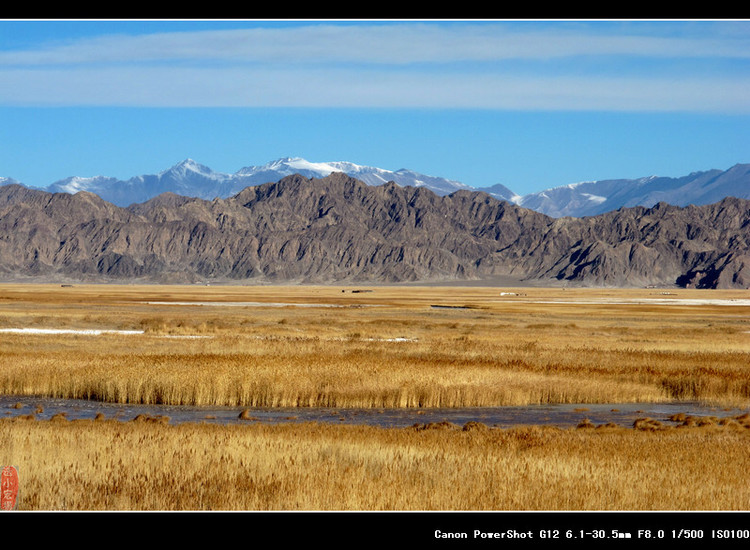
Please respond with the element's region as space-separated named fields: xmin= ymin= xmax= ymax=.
xmin=1 ymin=283 xmax=749 ymax=511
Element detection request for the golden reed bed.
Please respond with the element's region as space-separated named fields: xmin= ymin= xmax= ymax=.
xmin=0 ymin=284 xmax=749 ymax=409
xmin=2 ymin=416 xmax=749 ymax=511
xmin=1 ymin=283 xmax=749 ymax=510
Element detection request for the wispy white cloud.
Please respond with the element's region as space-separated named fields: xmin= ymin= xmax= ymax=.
xmin=3 ymin=22 xmax=750 ymax=65
xmin=1 ymin=21 xmax=748 ymax=111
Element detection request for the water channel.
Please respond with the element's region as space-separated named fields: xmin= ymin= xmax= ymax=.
xmin=2 ymin=395 xmax=747 ymax=429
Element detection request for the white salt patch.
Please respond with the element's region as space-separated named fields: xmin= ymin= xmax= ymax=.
xmin=0 ymin=328 xmax=210 ymax=338
xmin=0 ymin=328 xmax=144 ymax=335
xmin=144 ymin=301 xmax=352 ymax=308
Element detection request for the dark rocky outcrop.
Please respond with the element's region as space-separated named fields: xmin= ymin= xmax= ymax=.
xmin=1 ymin=174 xmax=749 ymax=288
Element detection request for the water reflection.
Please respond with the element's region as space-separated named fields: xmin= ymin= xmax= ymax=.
xmin=1 ymin=396 xmax=746 ymax=429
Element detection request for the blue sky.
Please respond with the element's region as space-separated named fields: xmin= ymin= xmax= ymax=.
xmin=1 ymin=19 xmax=749 ymax=195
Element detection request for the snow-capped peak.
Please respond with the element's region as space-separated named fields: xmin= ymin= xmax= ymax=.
xmin=50 ymin=175 xmax=114 ymax=194
xmin=162 ymin=158 xmax=226 ymax=179
xmin=236 ymin=157 xmax=472 ymax=196
xmin=241 ymin=157 xmax=366 ymax=178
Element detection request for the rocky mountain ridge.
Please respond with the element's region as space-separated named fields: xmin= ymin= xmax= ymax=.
xmin=1 ymin=173 xmax=748 ymax=288
xmin=514 ymin=163 xmax=750 ymax=218
xmin=9 ymin=158 xmax=748 ymax=219
xmin=39 ymin=157 xmax=472 ymax=207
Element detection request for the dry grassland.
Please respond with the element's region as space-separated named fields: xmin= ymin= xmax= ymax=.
xmin=1 ymin=283 xmax=749 ymax=511
xmin=0 ymin=284 xmax=749 ymax=408
xmin=2 ymin=415 xmax=749 ymax=511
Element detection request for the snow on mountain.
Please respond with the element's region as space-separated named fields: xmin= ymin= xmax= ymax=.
xmin=4 ymin=158 xmax=748 ymax=217
xmin=236 ymin=157 xmax=331 ymax=178
xmin=236 ymin=157 xmax=471 ymax=195
xmin=48 ymin=176 xmax=121 ymax=195
xmin=160 ymin=158 xmax=228 ymax=181
xmin=581 ymin=193 xmax=607 ymax=204
xmin=474 ymin=183 xmax=522 ymax=204
xmin=511 ymin=165 xmax=750 ymax=217
xmin=33 ymin=157 xmax=473 ymax=207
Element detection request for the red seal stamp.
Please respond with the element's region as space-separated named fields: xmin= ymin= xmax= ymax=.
xmin=1 ymin=466 xmax=19 ymax=510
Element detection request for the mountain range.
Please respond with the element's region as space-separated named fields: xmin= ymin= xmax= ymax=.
xmin=26 ymin=157 xmax=474 ymax=210
xmin=1 ymin=172 xmax=748 ymax=288
xmin=3 ymin=157 xmax=748 ymax=218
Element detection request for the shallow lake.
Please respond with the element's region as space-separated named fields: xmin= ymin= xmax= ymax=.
xmin=1 ymin=396 xmax=746 ymax=429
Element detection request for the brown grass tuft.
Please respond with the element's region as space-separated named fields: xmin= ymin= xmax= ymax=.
xmin=633 ymin=417 xmax=666 ymax=431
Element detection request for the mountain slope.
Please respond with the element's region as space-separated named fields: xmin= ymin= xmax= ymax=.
xmin=43 ymin=157 xmax=470 ymax=207
xmin=30 ymin=159 xmax=750 ymax=218
xmin=513 ymin=164 xmax=750 ymax=218
xmin=2 ymin=175 xmax=748 ymax=288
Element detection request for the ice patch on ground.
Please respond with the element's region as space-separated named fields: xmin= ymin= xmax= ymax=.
xmin=0 ymin=328 xmax=144 ymax=335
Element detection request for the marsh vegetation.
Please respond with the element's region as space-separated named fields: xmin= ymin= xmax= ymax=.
xmin=3 ymin=415 xmax=749 ymax=511
xmin=0 ymin=283 xmax=748 ymax=510
xmin=1 ymin=284 xmax=749 ymax=409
